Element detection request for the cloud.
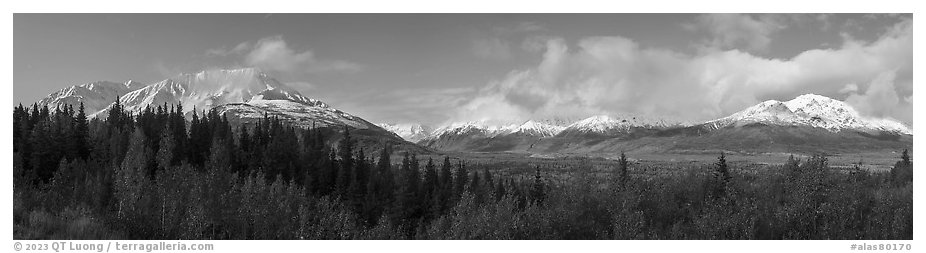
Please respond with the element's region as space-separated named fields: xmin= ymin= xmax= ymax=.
xmin=207 ymin=36 xmax=363 ymax=74
xmin=472 ymin=21 xmax=547 ymax=60
xmin=451 ymin=18 xmax=912 ymax=126
xmin=205 ymin=41 xmax=251 ymax=57
xmin=844 ymin=71 xmax=912 ymax=122
xmin=689 ymin=14 xmax=786 ymax=53
xmin=245 ymin=36 xmax=314 ymax=72
xmin=472 ymin=37 xmax=513 ymax=60
xmin=816 ymin=14 xmax=833 ymax=31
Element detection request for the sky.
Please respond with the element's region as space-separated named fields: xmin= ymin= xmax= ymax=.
xmin=14 ymin=13 xmax=913 ymax=127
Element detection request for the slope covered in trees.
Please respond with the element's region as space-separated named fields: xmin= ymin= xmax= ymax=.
xmin=12 ymin=102 xmax=913 ymax=240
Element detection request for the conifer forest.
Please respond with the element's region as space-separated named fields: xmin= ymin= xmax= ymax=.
xmin=12 ymin=102 xmax=913 ymax=240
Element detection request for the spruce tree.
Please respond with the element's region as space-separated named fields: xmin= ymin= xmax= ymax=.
xmin=530 ymin=167 xmax=546 ymax=204
xmin=712 ymin=152 xmax=731 ymax=198
xmin=494 ymin=179 xmax=506 ymax=202
xmin=156 ymin=125 xmax=176 ymax=170
xmin=73 ymin=102 xmax=90 ymax=159
xmin=336 ymin=127 xmax=354 ymax=196
xmin=618 ymin=152 xmax=629 ymax=187
xmin=454 ymin=161 xmax=468 ymax=201
xmin=422 ymin=158 xmax=438 ymax=218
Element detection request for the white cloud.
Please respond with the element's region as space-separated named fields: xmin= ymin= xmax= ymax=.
xmin=452 ymin=18 xmax=912 ymax=126
xmin=838 ymin=83 xmax=859 ymax=94
xmin=208 ymin=36 xmax=363 ymax=74
xmin=690 ymin=14 xmax=786 ymax=53
xmin=472 ymin=21 xmax=547 ymax=60
xmin=844 ymin=71 xmax=911 ymax=122
xmin=206 ymin=41 xmax=251 ymax=57
xmin=245 ymin=36 xmax=316 ymax=72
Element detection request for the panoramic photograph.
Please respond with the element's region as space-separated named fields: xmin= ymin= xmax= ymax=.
xmin=12 ymin=13 xmax=912 ymax=242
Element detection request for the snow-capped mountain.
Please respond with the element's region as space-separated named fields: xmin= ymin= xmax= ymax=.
xmin=419 ymin=95 xmax=910 ymax=154
xmin=36 ymin=80 xmax=145 ymax=115
xmin=428 ymin=121 xmax=511 ymax=139
xmin=33 ymin=67 xmax=404 ymax=138
xmin=377 ymin=123 xmax=433 ymax=142
xmin=30 ymin=67 xmax=423 ymax=152
xmin=92 ymin=68 xmax=326 ymax=117
xmin=418 ymin=120 xmax=568 ymax=151
xmin=705 ymin=94 xmax=911 ymax=135
xmin=558 ymin=114 xmax=680 ymax=136
xmin=509 ymin=120 xmax=566 ymax=137
xmin=214 ymin=99 xmax=381 ymax=130
xmin=427 ymin=120 xmax=567 ymax=140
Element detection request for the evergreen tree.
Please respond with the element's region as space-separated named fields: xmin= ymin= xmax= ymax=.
xmin=494 ymin=179 xmax=506 ymax=202
xmin=156 ymin=125 xmax=176 ymax=170
xmin=483 ymin=169 xmax=494 ymax=194
xmin=364 ymin=143 xmax=395 ymax=226
xmin=115 ymin=128 xmax=152 ymax=219
xmin=711 ymin=152 xmax=731 ymax=198
xmin=454 ymin=161 xmax=468 ymax=201
xmin=350 ymin=147 xmax=369 ymax=205
xmin=469 ymin=170 xmax=482 ymax=204
xmin=422 ymin=158 xmax=438 ymax=218
xmin=437 ymin=156 xmax=453 ymax=212
xmin=618 ymin=152 xmax=629 ymax=187
xmin=29 ymin=121 xmax=56 ymax=183
xmin=72 ymin=102 xmax=91 ymax=159
xmin=208 ymin=135 xmax=233 ymax=173
xmin=890 ymin=149 xmax=913 ymax=185
xmin=439 ymin=156 xmax=452 ymax=190
xmin=530 ymin=167 xmax=546 ymax=204
xmin=336 ymin=127 xmax=354 ymax=196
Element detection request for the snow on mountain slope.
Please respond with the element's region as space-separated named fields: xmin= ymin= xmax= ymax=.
xmin=110 ymin=68 xmax=324 ymax=116
xmin=426 ymin=114 xmax=678 ymax=141
xmin=428 ymin=121 xmax=515 ymax=139
xmin=705 ymin=94 xmax=912 ymax=135
xmin=510 ymin=120 xmax=566 ymax=137
xmin=36 ymin=80 xmax=144 ymax=114
xmin=562 ymin=115 xmax=678 ymax=134
xmin=377 ymin=123 xmax=432 ymax=142
xmin=213 ymin=99 xmax=378 ymax=130
xmin=426 ymin=119 xmax=569 ymax=140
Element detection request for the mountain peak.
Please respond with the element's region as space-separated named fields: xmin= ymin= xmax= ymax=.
xmin=564 ymin=114 xmax=676 ymax=134
xmin=378 ymin=123 xmax=432 ymax=142
xmin=109 ymin=68 xmax=326 ymax=115
xmin=37 ymin=80 xmax=142 ymax=115
xmin=708 ymin=94 xmax=911 ymax=135
xmin=512 ymin=120 xmax=565 ymax=137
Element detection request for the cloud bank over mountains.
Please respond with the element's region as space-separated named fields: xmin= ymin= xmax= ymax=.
xmin=451 ymin=15 xmax=912 ymax=126
xmin=208 ymin=36 xmax=364 ymax=74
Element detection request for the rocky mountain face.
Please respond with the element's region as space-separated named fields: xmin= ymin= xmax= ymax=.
xmin=36 ymin=80 xmax=144 ymax=115
xmin=34 ymin=72 xmax=910 ymax=155
xmin=33 ymin=68 xmax=422 ymax=153
xmin=404 ymin=94 xmax=911 ymax=154
xmin=703 ymin=94 xmax=911 ymax=135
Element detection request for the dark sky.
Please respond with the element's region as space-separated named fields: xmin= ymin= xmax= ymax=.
xmin=14 ymin=13 xmax=912 ymax=126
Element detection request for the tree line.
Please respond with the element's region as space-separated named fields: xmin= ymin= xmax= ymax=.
xmin=13 ymin=100 xmax=912 ymax=239
xmin=13 ymin=100 xmax=544 ymax=239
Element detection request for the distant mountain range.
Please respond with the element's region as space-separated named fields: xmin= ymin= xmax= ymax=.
xmin=31 ymin=68 xmax=911 ymax=155
xmin=386 ymin=94 xmax=912 ymax=154
xmin=32 ymin=68 xmax=421 ymax=152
